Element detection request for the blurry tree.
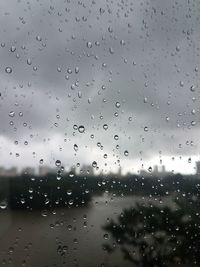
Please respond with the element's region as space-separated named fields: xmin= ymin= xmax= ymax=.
xmin=103 ymin=197 xmax=200 ymax=267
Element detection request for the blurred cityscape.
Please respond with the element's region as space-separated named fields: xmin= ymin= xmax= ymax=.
xmin=0 ymin=161 xmax=200 ymax=178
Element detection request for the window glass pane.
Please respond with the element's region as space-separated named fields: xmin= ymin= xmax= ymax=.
xmin=0 ymin=0 xmax=199 ymax=266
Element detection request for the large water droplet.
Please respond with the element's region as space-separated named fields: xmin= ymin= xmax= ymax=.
xmin=27 ymin=58 xmax=32 ymax=65
xmin=92 ymin=161 xmax=97 ymax=168
xmin=9 ymin=111 xmax=15 ymax=117
xmin=10 ymin=46 xmax=16 ymax=52
xmin=103 ymin=124 xmax=108 ymax=130
xmin=0 ymin=200 xmax=7 ymax=210
xmin=103 ymin=233 xmax=109 ymax=240
xmin=190 ymin=85 xmax=196 ymax=92
xmin=87 ymin=41 xmax=92 ymax=48
xmin=5 ymin=67 xmax=12 ymax=74
xmin=78 ymin=91 xmax=82 ymax=98
xmin=36 ymin=35 xmax=42 ymax=41
xmin=124 ymin=150 xmax=129 ymax=156
xmin=55 ymin=160 xmax=61 ymax=167
xmin=67 ymin=189 xmax=72 ymax=196
xmin=114 ymin=135 xmax=119 ymax=140
xmin=115 ymin=102 xmax=120 ymax=108
xmin=78 ymin=125 xmax=85 ymax=133
xmin=74 ymin=144 xmax=78 ymax=152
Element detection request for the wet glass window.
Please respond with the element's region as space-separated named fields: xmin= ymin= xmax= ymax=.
xmin=0 ymin=0 xmax=200 ymax=267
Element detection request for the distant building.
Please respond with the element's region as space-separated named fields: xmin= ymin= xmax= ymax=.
xmin=39 ymin=166 xmax=56 ymax=176
xmin=79 ymin=165 xmax=94 ymax=176
xmin=8 ymin=167 xmax=18 ymax=177
xmin=196 ymin=161 xmax=200 ymax=175
xmin=140 ymin=165 xmax=170 ymax=178
xmin=0 ymin=167 xmax=18 ymax=177
xmin=154 ymin=165 xmax=159 ymax=174
xmin=162 ymin=165 xmax=166 ymax=173
xmin=0 ymin=167 xmax=6 ymax=177
xmin=21 ymin=167 xmax=35 ymax=176
xmin=117 ymin=166 xmax=122 ymax=177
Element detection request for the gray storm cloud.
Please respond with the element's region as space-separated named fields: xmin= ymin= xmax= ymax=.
xmin=0 ymin=0 xmax=199 ymax=174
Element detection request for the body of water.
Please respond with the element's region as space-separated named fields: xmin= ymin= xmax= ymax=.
xmin=0 ymin=194 xmax=176 ymax=267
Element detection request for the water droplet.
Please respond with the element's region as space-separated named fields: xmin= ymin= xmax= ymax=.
xmin=109 ymin=47 xmax=114 ymax=54
xmin=41 ymin=210 xmax=48 ymax=217
xmin=10 ymin=46 xmax=16 ymax=52
xmin=103 ymin=124 xmax=108 ymax=130
xmin=114 ymin=112 xmax=118 ymax=117
xmin=115 ymin=102 xmax=120 ymax=108
xmin=75 ymin=66 xmax=79 ymax=73
xmin=67 ymin=190 xmax=72 ymax=196
xmin=67 ymin=224 xmax=72 ymax=230
xmin=92 ymin=161 xmax=97 ymax=168
xmin=29 ymin=188 xmax=33 ymax=193
xmin=20 ymin=198 xmax=25 ymax=204
xmin=68 ymin=199 xmax=74 ymax=205
xmin=27 ymin=58 xmax=32 ymax=65
xmin=78 ymin=91 xmax=82 ymax=98
xmin=0 ymin=200 xmax=7 ymax=210
xmin=55 ymin=160 xmax=61 ymax=167
xmin=69 ymin=171 xmax=74 ymax=178
xmin=36 ymin=35 xmax=42 ymax=41
xmin=9 ymin=111 xmax=15 ymax=117
xmin=56 ymin=172 xmax=62 ymax=180
xmin=8 ymin=247 xmax=14 ymax=254
xmin=166 ymin=116 xmax=170 ymax=122
xmin=124 ymin=150 xmax=129 ymax=156
xmin=5 ymin=67 xmax=12 ymax=74
xmin=67 ymin=68 xmax=72 ymax=74
xmin=87 ymin=41 xmax=92 ymax=48
xmin=78 ymin=125 xmax=85 ymax=133
xmin=74 ymin=144 xmax=78 ymax=152
xmin=73 ymin=124 xmax=78 ymax=130
xmin=190 ymin=85 xmax=196 ymax=92
xmin=103 ymin=233 xmax=109 ymax=240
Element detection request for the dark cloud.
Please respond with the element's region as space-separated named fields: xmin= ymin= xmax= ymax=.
xmin=0 ymin=0 xmax=199 ymax=173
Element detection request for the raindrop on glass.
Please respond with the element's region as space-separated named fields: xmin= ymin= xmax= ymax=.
xmin=124 ymin=150 xmax=129 ymax=156
xmin=5 ymin=67 xmax=12 ymax=74
xmin=55 ymin=160 xmax=61 ymax=167
xmin=78 ymin=125 xmax=85 ymax=133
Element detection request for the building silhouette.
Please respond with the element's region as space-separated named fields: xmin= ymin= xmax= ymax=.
xmin=140 ymin=165 xmax=170 ymax=178
xmin=196 ymin=161 xmax=200 ymax=175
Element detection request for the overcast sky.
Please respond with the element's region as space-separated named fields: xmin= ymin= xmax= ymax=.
xmin=0 ymin=0 xmax=200 ymax=175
